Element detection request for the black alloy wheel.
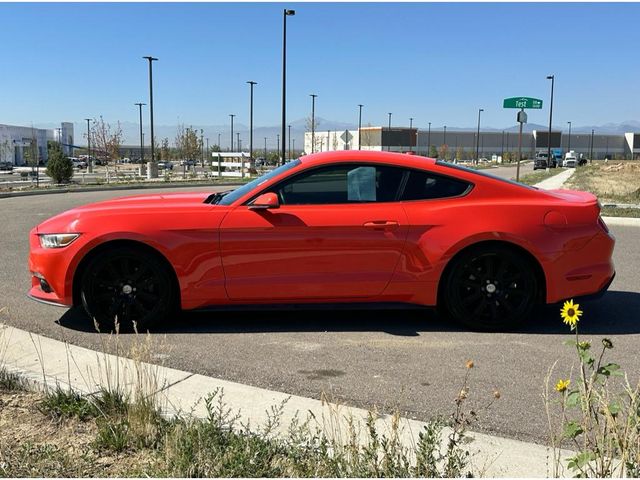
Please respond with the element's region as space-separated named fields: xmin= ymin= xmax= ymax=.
xmin=80 ymin=247 xmax=174 ymax=332
xmin=441 ymin=246 xmax=538 ymax=331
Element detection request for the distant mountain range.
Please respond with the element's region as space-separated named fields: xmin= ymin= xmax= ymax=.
xmin=33 ymin=118 xmax=640 ymax=148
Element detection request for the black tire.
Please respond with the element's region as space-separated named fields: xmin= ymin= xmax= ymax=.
xmin=80 ymin=246 xmax=175 ymax=332
xmin=440 ymin=245 xmax=538 ymax=331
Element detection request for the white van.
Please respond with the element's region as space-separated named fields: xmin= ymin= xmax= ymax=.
xmin=563 ymin=151 xmax=578 ymax=168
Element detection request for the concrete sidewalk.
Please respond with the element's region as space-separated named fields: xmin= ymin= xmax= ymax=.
xmin=533 ymin=168 xmax=576 ymax=190
xmin=0 ymin=323 xmax=570 ymax=477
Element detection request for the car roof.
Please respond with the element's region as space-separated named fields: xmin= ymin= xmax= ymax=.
xmin=298 ymin=150 xmax=437 ymax=169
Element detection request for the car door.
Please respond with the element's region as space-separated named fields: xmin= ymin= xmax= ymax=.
xmin=219 ymin=163 xmax=409 ymax=301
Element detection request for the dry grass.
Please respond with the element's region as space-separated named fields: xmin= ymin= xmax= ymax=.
xmin=564 ymin=161 xmax=640 ymax=204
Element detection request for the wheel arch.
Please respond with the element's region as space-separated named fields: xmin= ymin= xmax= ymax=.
xmin=437 ymin=239 xmax=547 ymax=306
xmin=71 ymin=239 xmax=181 ymax=309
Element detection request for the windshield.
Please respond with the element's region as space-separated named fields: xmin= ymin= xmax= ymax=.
xmin=216 ymin=159 xmax=301 ymax=205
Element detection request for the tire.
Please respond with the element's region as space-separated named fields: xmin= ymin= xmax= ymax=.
xmin=440 ymin=245 xmax=538 ymax=331
xmin=80 ymin=246 xmax=175 ymax=332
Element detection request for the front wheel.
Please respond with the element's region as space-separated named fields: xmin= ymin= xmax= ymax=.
xmin=440 ymin=246 xmax=538 ymax=331
xmin=80 ymin=247 xmax=175 ymax=332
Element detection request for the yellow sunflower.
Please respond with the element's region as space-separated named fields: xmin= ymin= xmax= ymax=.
xmin=555 ymin=379 xmax=570 ymax=393
xmin=560 ymin=299 xmax=582 ymax=330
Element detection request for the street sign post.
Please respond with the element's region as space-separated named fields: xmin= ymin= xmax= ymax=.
xmin=503 ymin=97 xmax=543 ymax=181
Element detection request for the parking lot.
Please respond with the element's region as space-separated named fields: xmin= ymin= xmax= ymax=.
xmin=1 ymin=179 xmax=639 ymax=445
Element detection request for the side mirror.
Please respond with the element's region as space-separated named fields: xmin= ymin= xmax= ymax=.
xmin=249 ymin=192 xmax=280 ymax=210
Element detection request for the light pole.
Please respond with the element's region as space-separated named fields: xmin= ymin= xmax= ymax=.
xmin=428 ymin=122 xmax=431 ymax=155
xmin=387 ymin=113 xmax=392 ymax=151
xmin=247 ymin=81 xmax=257 ymax=167
xmin=288 ymin=124 xmax=292 ymax=160
xmin=546 ymin=74 xmax=555 ymax=168
xmin=206 ymin=138 xmax=209 ymax=165
xmin=142 ymin=56 xmax=158 ymax=166
xmin=443 ymin=125 xmax=447 ymax=146
xmin=476 ymin=108 xmax=484 ymax=164
xmin=310 ymin=94 xmax=317 ymax=153
xmin=567 ymin=121 xmax=572 ymax=152
xmin=134 ymin=103 xmax=145 ymax=164
xmin=200 ymin=129 xmax=204 ymax=166
xmin=229 ymin=114 xmax=235 ymax=152
xmin=281 ymin=8 xmax=296 ymax=165
xmin=84 ymin=118 xmax=92 ymax=172
xmin=409 ymin=117 xmax=413 ymax=152
xmin=357 ymin=104 xmax=363 ymax=150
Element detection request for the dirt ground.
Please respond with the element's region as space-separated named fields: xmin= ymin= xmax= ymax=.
xmin=0 ymin=390 xmax=156 ymax=476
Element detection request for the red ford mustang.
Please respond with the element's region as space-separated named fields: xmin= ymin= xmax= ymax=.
xmin=28 ymin=151 xmax=615 ymax=331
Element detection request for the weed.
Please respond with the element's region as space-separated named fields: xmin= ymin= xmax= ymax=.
xmin=38 ymin=387 xmax=98 ymax=420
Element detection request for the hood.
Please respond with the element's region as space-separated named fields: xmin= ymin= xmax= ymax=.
xmin=35 ymin=191 xmax=220 ymax=233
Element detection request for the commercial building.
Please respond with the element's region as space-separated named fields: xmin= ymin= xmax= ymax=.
xmin=0 ymin=122 xmax=74 ymax=165
xmin=305 ymin=127 xmax=640 ymax=159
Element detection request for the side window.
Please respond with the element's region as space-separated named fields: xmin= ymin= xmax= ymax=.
xmin=401 ymin=170 xmax=470 ymax=201
xmin=276 ymin=164 xmax=405 ymax=205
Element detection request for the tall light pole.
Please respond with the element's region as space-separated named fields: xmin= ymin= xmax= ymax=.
xmin=134 ymin=103 xmax=145 ymax=164
xmin=310 ymin=93 xmax=317 ymax=153
xmin=281 ymin=8 xmax=296 ymax=165
xmin=475 ymin=108 xmax=484 ymax=164
xmin=247 ymin=81 xmax=257 ymax=167
xmin=84 ymin=118 xmax=92 ymax=172
xmin=229 ymin=114 xmax=235 ymax=152
xmin=357 ymin=104 xmax=363 ymax=150
xmin=288 ymin=124 xmax=292 ymax=160
xmin=428 ymin=122 xmax=431 ymax=155
xmin=409 ymin=117 xmax=413 ymax=152
xmin=443 ymin=125 xmax=447 ymax=146
xmin=142 ymin=56 xmax=158 ymax=166
xmin=387 ymin=113 xmax=392 ymax=151
xmin=567 ymin=121 xmax=572 ymax=152
xmin=546 ymin=74 xmax=555 ymax=168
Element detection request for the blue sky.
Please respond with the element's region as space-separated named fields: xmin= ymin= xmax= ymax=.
xmin=1 ymin=2 xmax=638 ymax=130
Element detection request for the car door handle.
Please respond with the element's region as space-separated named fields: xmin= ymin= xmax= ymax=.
xmin=363 ymin=220 xmax=399 ymax=230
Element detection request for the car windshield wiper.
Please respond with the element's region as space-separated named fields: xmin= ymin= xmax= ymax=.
xmin=204 ymin=190 xmax=234 ymax=205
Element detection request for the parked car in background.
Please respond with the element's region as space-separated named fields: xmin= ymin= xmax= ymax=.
xmin=28 ymin=151 xmax=615 ymax=333
xmin=70 ymin=158 xmax=87 ymax=169
xmin=533 ymin=151 xmax=557 ymax=170
xmin=158 ymin=161 xmax=174 ymax=170
xmin=0 ymin=161 xmax=14 ymax=172
xmin=180 ymin=159 xmax=197 ymax=167
xmin=563 ymin=151 xmax=578 ymax=168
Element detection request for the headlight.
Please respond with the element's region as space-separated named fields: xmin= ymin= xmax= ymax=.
xmin=39 ymin=233 xmax=80 ymax=249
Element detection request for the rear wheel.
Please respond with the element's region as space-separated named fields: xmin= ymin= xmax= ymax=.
xmin=80 ymin=247 xmax=175 ymax=332
xmin=440 ymin=246 xmax=538 ymax=331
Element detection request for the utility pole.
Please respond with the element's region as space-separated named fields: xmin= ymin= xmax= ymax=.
xmin=142 ymin=56 xmax=158 ymax=174
xmin=387 ymin=113 xmax=392 ymax=151
xmin=357 ymin=104 xmax=363 ymax=150
xmin=229 ymin=114 xmax=235 ymax=152
xmin=247 ymin=81 xmax=257 ymax=168
xmin=281 ymin=9 xmax=296 ymax=165
xmin=310 ymin=93 xmax=317 ymax=153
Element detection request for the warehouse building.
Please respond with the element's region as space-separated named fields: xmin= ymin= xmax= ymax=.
xmin=0 ymin=122 xmax=74 ymax=165
xmin=305 ymin=127 xmax=640 ymax=159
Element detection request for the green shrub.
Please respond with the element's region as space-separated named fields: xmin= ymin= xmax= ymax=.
xmin=45 ymin=144 xmax=73 ymax=183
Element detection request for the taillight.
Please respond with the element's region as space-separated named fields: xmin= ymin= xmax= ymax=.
xmin=598 ymin=216 xmax=609 ymax=233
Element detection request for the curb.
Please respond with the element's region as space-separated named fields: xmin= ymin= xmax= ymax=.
xmin=601 ymin=216 xmax=640 ymax=227
xmin=0 ymin=181 xmax=245 ymax=199
xmin=0 ymin=324 xmax=569 ymax=477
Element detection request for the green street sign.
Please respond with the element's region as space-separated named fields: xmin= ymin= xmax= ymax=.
xmin=503 ymin=97 xmax=543 ymax=109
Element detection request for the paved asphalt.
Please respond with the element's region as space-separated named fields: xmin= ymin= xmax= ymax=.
xmin=2 ymin=167 xmax=638 ymax=445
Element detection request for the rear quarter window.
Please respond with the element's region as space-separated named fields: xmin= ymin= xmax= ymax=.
xmin=401 ymin=170 xmax=471 ymax=201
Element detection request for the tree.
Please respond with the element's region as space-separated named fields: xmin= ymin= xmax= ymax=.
xmin=160 ymin=137 xmax=171 ymax=161
xmin=429 ymin=145 xmax=438 ymax=158
xmin=23 ymin=129 xmax=39 ymax=168
xmin=455 ymin=146 xmax=464 ymax=161
xmin=438 ymin=144 xmax=449 ymax=161
xmin=91 ymin=117 xmax=123 ymax=163
xmin=46 ymin=143 xmax=73 ymax=183
xmin=175 ymin=124 xmax=201 ymax=161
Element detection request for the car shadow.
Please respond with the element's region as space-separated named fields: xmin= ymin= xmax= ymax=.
xmin=56 ymin=290 xmax=640 ymax=336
